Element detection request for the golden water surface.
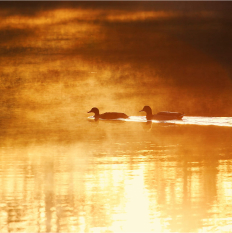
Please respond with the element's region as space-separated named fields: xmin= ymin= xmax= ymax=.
xmin=1 ymin=2 xmax=232 ymax=232
xmin=1 ymin=120 xmax=232 ymax=232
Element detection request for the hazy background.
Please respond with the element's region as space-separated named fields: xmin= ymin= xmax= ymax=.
xmin=1 ymin=1 xmax=232 ymax=129
xmin=1 ymin=3 xmax=232 ymax=232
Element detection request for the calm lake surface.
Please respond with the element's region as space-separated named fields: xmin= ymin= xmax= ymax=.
xmin=1 ymin=2 xmax=232 ymax=232
xmin=1 ymin=116 xmax=232 ymax=232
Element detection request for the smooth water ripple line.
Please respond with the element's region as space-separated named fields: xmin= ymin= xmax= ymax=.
xmin=88 ymin=116 xmax=232 ymax=127
xmin=126 ymin=116 xmax=232 ymax=127
xmin=181 ymin=116 xmax=232 ymax=127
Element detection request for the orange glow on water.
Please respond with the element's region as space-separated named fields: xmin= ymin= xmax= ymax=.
xmin=1 ymin=125 xmax=232 ymax=232
xmin=1 ymin=2 xmax=232 ymax=232
xmin=0 ymin=9 xmax=98 ymax=27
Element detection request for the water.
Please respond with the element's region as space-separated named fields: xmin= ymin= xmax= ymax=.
xmin=1 ymin=3 xmax=232 ymax=232
xmin=90 ymin=115 xmax=232 ymax=127
xmin=1 ymin=117 xmax=232 ymax=232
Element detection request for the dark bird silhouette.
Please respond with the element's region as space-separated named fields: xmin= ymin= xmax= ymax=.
xmin=88 ymin=107 xmax=129 ymax=120
xmin=139 ymin=106 xmax=184 ymax=120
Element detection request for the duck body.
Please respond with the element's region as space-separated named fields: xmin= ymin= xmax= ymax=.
xmin=140 ymin=106 xmax=184 ymax=120
xmin=153 ymin=111 xmax=184 ymax=120
xmin=88 ymin=107 xmax=129 ymax=120
xmin=99 ymin=112 xmax=129 ymax=119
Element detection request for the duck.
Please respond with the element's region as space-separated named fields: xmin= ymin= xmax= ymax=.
xmin=87 ymin=107 xmax=129 ymax=120
xmin=139 ymin=106 xmax=184 ymax=120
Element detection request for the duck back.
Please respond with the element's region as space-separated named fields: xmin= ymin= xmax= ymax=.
xmin=155 ymin=111 xmax=184 ymax=120
xmin=100 ymin=112 xmax=129 ymax=119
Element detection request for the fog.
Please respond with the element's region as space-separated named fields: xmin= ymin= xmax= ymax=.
xmin=1 ymin=1 xmax=232 ymax=130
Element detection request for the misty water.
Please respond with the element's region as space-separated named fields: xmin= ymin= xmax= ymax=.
xmin=1 ymin=116 xmax=232 ymax=233
xmin=1 ymin=2 xmax=232 ymax=233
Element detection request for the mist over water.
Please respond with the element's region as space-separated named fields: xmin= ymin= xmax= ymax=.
xmin=1 ymin=2 xmax=232 ymax=122
xmin=1 ymin=2 xmax=232 ymax=232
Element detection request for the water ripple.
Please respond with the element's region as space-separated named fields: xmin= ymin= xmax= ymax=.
xmin=125 ymin=116 xmax=232 ymax=127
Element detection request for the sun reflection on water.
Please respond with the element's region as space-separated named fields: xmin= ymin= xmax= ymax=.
xmin=1 ymin=2 xmax=232 ymax=232
xmin=1 ymin=122 xmax=232 ymax=232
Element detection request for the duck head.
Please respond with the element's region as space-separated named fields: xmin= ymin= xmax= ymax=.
xmin=139 ymin=106 xmax=153 ymax=120
xmin=139 ymin=106 xmax=152 ymax=114
xmin=88 ymin=107 xmax=100 ymax=118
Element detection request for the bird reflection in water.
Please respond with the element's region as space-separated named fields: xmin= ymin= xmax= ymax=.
xmin=141 ymin=120 xmax=153 ymax=132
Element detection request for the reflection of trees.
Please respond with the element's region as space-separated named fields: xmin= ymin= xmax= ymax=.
xmin=1 ymin=123 xmax=232 ymax=232
xmin=41 ymin=144 xmax=128 ymax=232
xmin=0 ymin=147 xmax=36 ymax=232
xmin=143 ymin=125 xmax=227 ymax=232
xmin=44 ymin=158 xmax=54 ymax=232
xmin=0 ymin=123 xmax=130 ymax=232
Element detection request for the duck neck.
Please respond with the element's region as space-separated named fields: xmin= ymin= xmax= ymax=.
xmin=146 ymin=109 xmax=153 ymax=120
xmin=94 ymin=109 xmax=100 ymax=119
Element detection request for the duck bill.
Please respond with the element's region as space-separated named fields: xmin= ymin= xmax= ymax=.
xmin=87 ymin=110 xmax=92 ymax=113
xmin=139 ymin=110 xmax=144 ymax=112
